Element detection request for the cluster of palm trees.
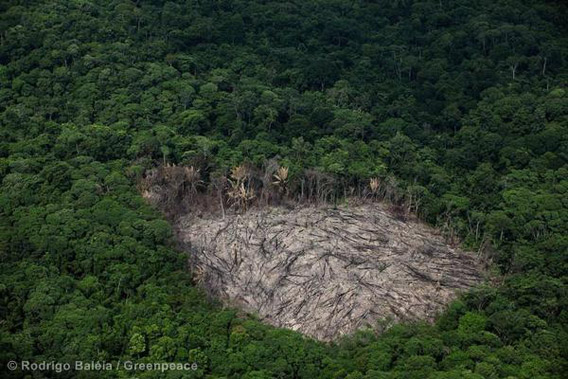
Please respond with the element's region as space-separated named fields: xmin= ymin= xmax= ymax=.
xmin=141 ymin=162 xmax=420 ymax=219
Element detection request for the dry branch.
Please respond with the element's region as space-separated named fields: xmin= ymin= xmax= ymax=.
xmin=175 ymin=203 xmax=484 ymax=341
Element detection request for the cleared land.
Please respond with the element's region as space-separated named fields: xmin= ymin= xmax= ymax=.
xmin=174 ymin=203 xmax=484 ymax=341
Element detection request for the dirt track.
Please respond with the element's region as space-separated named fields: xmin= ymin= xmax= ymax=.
xmin=175 ymin=203 xmax=484 ymax=341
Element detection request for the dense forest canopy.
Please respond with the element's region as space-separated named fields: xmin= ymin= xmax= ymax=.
xmin=0 ymin=0 xmax=567 ymax=378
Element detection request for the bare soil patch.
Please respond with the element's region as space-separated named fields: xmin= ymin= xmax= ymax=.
xmin=174 ymin=202 xmax=484 ymax=341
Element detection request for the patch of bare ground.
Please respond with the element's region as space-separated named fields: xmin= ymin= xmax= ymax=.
xmin=174 ymin=202 xmax=484 ymax=341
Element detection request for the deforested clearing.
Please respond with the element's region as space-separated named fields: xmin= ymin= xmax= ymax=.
xmin=175 ymin=203 xmax=485 ymax=341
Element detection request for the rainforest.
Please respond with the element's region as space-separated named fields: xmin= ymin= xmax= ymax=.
xmin=0 ymin=0 xmax=567 ymax=378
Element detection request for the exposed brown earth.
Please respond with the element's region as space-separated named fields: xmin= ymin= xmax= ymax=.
xmin=173 ymin=202 xmax=484 ymax=341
